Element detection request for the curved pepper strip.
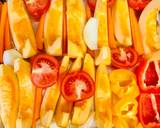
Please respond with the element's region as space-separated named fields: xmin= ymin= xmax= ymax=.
xmin=138 ymin=93 xmax=160 ymax=128
xmin=113 ymin=97 xmax=138 ymax=119
xmin=110 ymin=69 xmax=139 ymax=99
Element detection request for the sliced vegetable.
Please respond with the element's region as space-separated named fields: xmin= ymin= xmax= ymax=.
xmin=36 ymin=14 xmax=45 ymax=50
xmin=128 ymin=0 xmax=150 ymax=10
xmin=111 ymin=47 xmax=138 ymax=68
xmin=31 ymin=54 xmax=59 ymax=88
xmin=129 ymin=8 xmax=144 ymax=55
xmin=0 ymin=2 xmax=7 ymax=63
xmin=110 ymin=69 xmax=139 ymax=98
xmin=61 ymin=71 xmax=95 ymax=102
xmin=32 ymin=88 xmax=43 ymax=128
xmin=85 ymin=0 xmax=92 ymax=20
xmin=107 ymin=7 xmax=117 ymax=49
xmin=24 ymin=0 xmax=51 ymax=20
xmin=4 ymin=14 xmax=12 ymax=50
xmin=72 ymin=54 xmax=95 ymax=125
xmin=95 ymin=64 xmax=112 ymax=128
xmin=0 ymin=65 xmax=19 ymax=128
xmin=87 ymin=0 xmax=96 ymax=11
xmin=55 ymin=57 xmax=81 ymax=127
xmin=62 ymin=0 xmax=67 ymax=54
xmin=14 ymin=59 xmax=34 ymax=128
xmin=137 ymin=59 xmax=160 ymax=93
xmin=139 ymin=0 xmax=160 ymax=54
xmin=3 ymin=49 xmax=22 ymax=66
xmin=8 ymin=0 xmax=37 ymax=58
xmin=83 ymin=17 xmax=98 ymax=50
xmin=40 ymin=56 xmax=70 ymax=127
xmin=108 ymin=0 xmax=115 ymax=7
xmin=138 ymin=93 xmax=160 ymax=128
xmin=87 ymin=0 xmax=115 ymax=10
xmin=112 ymin=0 xmax=132 ymax=47
xmin=67 ymin=0 xmax=87 ymax=54
xmin=113 ymin=97 xmax=138 ymax=118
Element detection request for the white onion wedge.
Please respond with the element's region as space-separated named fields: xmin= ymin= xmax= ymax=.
xmin=3 ymin=49 xmax=22 ymax=66
xmin=83 ymin=18 xmax=98 ymax=50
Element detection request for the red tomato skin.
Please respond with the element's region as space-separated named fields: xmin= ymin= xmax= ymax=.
xmin=136 ymin=59 xmax=160 ymax=93
xmin=24 ymin=0 xmax=51 ymax=20
xmin=111 ymin=47 xmax=138 ymax=69
xmin=128 ymin=0 xmax=150 ymax=10
xmin=31 ymin=54 xmax=59 ymax=88
xmin=138 ymin=94 xmax=160 ymax=128
xmin=61 ymin=71 xmax=95 ymax=102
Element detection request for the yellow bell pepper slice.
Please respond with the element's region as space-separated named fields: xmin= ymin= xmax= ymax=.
xmin=110 ymin=69 xmax=139 ymax=99
xmin=67 ymin=0 xmax=87 ymax=54
xmin=40 ymin=56 xmax=70 ymax=127
xmin=113 ymin=97 xmax=138 ymax=119
xmin=0 ymin=65 xmax=19 ymax=128
xmin=14 ymin=59 xmax=34 ymax=128
xmin=71 ymin=54 xmax=95 ymax=125
xmin=44 ymin=0 xmax=63 ymax=55
xmin=112 ymin=117 xmax=129 ymax=128
xmin=94 ymin=0 xmax=108 ymax=48
xmin=95 ymin=64 xmax=112 ymax=128
xmin=94 ymin=0 xmax=111 ymax=66
xmin=55 ymin=57 xmax=82 ymax=127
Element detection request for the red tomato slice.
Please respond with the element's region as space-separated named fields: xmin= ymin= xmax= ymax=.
xmin=31 ymin=54 xmax=59 ymax=88
xmin=138 ymin=93 xmax=160 ymax=128
xmin=137 ymin=59 xmax=160 ymax=93
xmin=61 ymin=71 xmax=95 ymax=102
xmin=111 ymin=47 xmax=138 ymax=69
xmin=87 ymin=0 xmax=115 ymax=11
xmin=128 ymin=0 xmax=151 ymax=10
xmin=23 ymin=0 xmax=51 ymax=20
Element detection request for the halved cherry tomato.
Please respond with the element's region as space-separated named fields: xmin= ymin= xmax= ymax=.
xmin=87 ymin=0 xmax=115 ymax=11
xmin=138 ymin=93 xmax=160 ymax=128
xmin=31 ymin=54 xmax=59 ymax=88
xmin=128 ymin=0 xmax=150 ymax=10
xmin=23 ymin=0 xmax=51 ymax=20
xmin=137 ymin=59 xmax=160 ymax=93
xmin=111 ymin=47 xmax=138 ymax=69
xmin=61 ymin=71 xmax=95 ymax=102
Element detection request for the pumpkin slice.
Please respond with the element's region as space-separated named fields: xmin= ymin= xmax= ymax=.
xmin=8 ymin=0 xmax=37 ymax=58
xmin=67 ymin=0 xmax=87 ymax=54
xmin=0 ymin=65 xmax=19 ymax=128
xmin=14 ymin=59 xmax=34 ymax=128
xmin=95 ymin=64 xmax=112 ymax=128
xmin=44 ymin=0 xmax=63 ymax=56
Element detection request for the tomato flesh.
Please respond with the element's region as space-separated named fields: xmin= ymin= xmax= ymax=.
xmin=128 ymin=0 xmax=150 ymax=10
xmin=139 ymin=94 xmax=160 ymax=127
xmin=24 ymin=0 xmax=51 ymax=20
xmin=31 ymin=54 xmax=59 ymax=88
xmin=111 ymin=47 xmax=138 ymax=68
xmin=61 ymin=71 xmax=95 ymax=102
